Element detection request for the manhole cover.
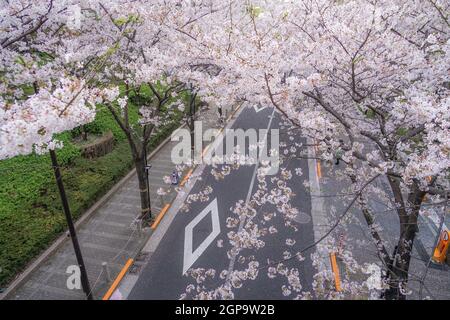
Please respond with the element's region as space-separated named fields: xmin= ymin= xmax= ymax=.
xmin=291 ymin=212 xmax=311 ymax=224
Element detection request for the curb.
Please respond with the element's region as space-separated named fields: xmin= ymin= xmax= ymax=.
xmin=0 ymin=123 xmax=187 ymax=300
xmin=307 ymin=137 xmax=332 ymax=274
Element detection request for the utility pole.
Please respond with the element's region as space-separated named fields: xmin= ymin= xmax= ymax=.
xmin=49 ymin=149 xmax=93 ymax=300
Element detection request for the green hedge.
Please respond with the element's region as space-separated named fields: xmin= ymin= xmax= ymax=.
xmin=0 ymin=100 xmax=182 ymax=288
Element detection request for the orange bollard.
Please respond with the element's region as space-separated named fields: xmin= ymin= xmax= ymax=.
xmin=432 ymin=230 xmax=450 ymax=264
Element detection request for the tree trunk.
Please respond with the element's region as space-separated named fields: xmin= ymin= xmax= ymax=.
xmin=383 ymin=188 xmax=423 ymax=300
xmin=82 ymin=125 xmax=88 ymax=141
xmin=188 ymin=92 xmax=196 ymax=152
xmin=189 ymin=120 xmax=195 ymax=152
xmin=134 ymin=156 xmax=152 ymax=223
xmin=384 ymin=198 xmax=423 ymax=300
xmin=383 ymin=225 xmax=417 ymax=300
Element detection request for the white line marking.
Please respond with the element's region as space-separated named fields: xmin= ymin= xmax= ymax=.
xmin=226 ymin=108 xmax=276 ymax=281
xmin=253 ymin=105 xmax=267 ymax=113
xmin=183 ymin=198 xmax=220 ymax=274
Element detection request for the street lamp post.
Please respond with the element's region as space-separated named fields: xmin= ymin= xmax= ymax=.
xmin=49 ymin=149 xmax=93 ymax=300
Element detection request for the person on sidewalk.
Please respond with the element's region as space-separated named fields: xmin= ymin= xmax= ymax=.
xmin=335 ymin=139 xmax=344 ymax=165
xmin=218 ymin=106 xmax=224 ymax=125
xmin=171 ymin=170 xmax=180 ymax=185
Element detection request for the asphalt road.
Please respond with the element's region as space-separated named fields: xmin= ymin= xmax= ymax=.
xmin=128 ymin=106 xmax=315 ymax=300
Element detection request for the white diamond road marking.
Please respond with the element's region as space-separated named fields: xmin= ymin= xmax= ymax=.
xmin=253 ymin=105 xmax=267 ymax=113
xmin=183 ymin=198 xmax=220 ymax=274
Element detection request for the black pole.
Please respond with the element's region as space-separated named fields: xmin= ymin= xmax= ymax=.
xmin=49 ymin=149 xmax=93 ymax=300
xmin=190 ymin=95 xmax=195 ymax=152
xmin=189 ymin=91 xmax=197 ymax=152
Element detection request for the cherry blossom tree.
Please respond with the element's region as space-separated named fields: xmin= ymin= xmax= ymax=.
xmin=207 ymin=0 xmax=450 ymax=299
xmin=0 ymin=1 xmax=101 ymax=158
xmin=70 ymin=0 xmax=232 ymax=221
xmin=0 ymin=0 xmax=120 ymax=299
xmin=2 ymin=0 xmax=448 ymax=300
xmin=1 ymin=0 xmax=235 ymax=218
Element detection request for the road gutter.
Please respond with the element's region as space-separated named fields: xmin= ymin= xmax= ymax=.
xmin=307 ymin=138 xmax=332 ymax=273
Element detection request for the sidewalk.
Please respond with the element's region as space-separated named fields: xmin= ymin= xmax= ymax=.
xmin=4 ymin=106 xmax=225 ymax=300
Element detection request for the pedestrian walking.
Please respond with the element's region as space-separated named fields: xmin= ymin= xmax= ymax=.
xmin=171 ymin=170 xmax=180 ymax=185
xmin=335 ymin=139 xmax=344 ymax=165
xmin=218 ymin=106 xmax=224 ymax=124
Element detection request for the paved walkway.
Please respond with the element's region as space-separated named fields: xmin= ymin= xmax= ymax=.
xmin=7 ymin=106 xmax=226 ymax=300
